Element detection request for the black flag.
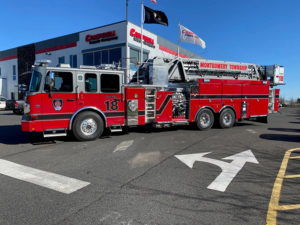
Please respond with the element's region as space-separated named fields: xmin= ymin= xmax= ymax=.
xmin=144 ymin=6 xmax=168 ymax=26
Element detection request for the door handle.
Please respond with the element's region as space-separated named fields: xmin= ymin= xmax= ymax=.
xmin=67 ymin=99 xmax=75 ymax=102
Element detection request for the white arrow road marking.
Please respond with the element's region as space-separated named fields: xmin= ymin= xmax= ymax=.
xmin=114 ymin=140 xmax=134 ymax=152
xmin=175 ymin=150 xmax=258 ymax=192
xmin=0 ymin=159 xmax=90 ymax=194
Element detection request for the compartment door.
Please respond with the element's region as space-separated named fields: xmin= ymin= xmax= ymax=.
xmin=250 ymin=84 xmax=269 ymax=116
xmin=125 ymin=87 xmax=145 ymax=126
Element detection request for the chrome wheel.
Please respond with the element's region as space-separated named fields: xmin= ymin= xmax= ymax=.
xmin=200 ymin=112 xmax=211 ymax=128
xmin=80 ymin=118 xmax=97 ymax=136
xmin=219 ymin=108 xmax=235 ymax=129
xmin=196 ymin=109 xmax=214 ymax=130
xmin=222 ymin=112 xmax=233 ymax=126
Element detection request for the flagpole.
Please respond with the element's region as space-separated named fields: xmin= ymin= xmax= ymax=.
xmin=177 ymin=22 xmax=180 ymax=59
xmin=125 ymin=0 xmax=129 ymax=83
xmin=138 ymin=0 xmax=144 ymax=84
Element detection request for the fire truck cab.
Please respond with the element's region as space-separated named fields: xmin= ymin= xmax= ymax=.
xmin=22 ymin=61 xmax=126 ymax=141
xmin=22 ymin=58 xmax=283 ymax=141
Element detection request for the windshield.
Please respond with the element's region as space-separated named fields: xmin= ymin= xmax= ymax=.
xmin=29 ymin=70 xmax=42 ymax=92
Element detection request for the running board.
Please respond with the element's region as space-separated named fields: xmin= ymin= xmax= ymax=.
xmin=172 ymin=120 xmax=189 ymax=125
xmin=110 ymin=125 xmax=122 ymax=133
xmin=43 ymin=129 xmax=67 ymax=138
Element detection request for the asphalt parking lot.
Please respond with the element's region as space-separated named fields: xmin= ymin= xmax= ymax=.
xmin=0 ymin=108 xmax=299 ymax=225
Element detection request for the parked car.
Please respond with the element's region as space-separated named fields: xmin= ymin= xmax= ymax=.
xmin=5 ymin=99 xmax=15 ymax=110
xmin=13 ymin=100 xmax=24 ymax=115
xmin=0 ymin=96 xmax=7 ymax=110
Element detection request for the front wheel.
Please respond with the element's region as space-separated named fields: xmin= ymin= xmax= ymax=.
xmin=196 ymin=109 xmax=214 ymax=130
xmin=219 ymin=108 xmax=235 ymax=128
xmin=72 ymin=111 xmax=104 ymax=141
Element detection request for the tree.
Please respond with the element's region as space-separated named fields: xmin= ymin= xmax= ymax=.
xmin=289 ymin=97 xmax=296 ymax=107
xmin=279 ymin=97 xmax=286 ymax=105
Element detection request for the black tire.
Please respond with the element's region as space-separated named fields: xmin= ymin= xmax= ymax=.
xmin=196 ymin=109 xmax=214 ymax=130
xmin=219 ymin=108 xmax=235 ymax=129
xmin=72 ymin=111 xmax=104 ymax=141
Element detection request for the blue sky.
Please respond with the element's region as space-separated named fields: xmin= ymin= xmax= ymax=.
xmin=0 ymin=0 xmax=299 ymax=99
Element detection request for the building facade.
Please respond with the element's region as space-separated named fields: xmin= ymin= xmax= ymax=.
xmin=0 ymin=21 xmax=201 ymax=99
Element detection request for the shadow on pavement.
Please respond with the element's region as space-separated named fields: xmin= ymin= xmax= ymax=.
xmin=290 ymin=122 xmax=300 ymax=124
xmin=268 ymin=128 xmax=300 ymax=133
xmin=260 ymin=133 xmax=300 ymax=143
xmin=0 ymin=125 xmax=69 ymax=145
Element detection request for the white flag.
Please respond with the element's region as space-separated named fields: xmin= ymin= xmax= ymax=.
xmin=179 ymin=24 xmax=206 ymax=49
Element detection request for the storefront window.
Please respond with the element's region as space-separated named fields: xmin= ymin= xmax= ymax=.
xmin=130 ymin=48 xmax=139 ymax=64
xmin=13 ymin=65 xmax=16 ymax=75
xmin=83 ymin=52 xmax=94 ymax=66
xmin=130 ymin=48 xmax=148 ymax=64
xmin=102 ymin=50 xmax=109 ymax=64
xmin=143 ymin=52 xmax=148 ymax=62
xmin=94 ymin=51 xmax=101 ymax=65
xmin=109 ymin=48 xmax=121 ymax=64
xmin=83 ymin=48 xmax=122 ymax=66
xmin=58 ymin=56 xmax=65 ymax=64
xmin=69 ymin=55 xmax=77 ymax=68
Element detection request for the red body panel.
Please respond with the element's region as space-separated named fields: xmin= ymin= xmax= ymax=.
xmin=274 ymin=89 xmax=280 ymax=112
xmin=222 ymin=83 xmax=242 ymax=119
xmin=250 ymin=84 xmax=269 ymax=116
xmin=155 ymin=91 xmax=172 ymax=122
xmin=189 ymin=79 xmax=270 ymax=122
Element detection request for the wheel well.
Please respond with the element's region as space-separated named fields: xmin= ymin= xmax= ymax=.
xmin=69 ymin=108 xmax=107 ymax=130
xmin=195 ymin=106 xmax=215 ymax=121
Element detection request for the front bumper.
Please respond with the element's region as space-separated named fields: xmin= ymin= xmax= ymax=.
xmin=21 ymin=115 xmax=43 ymax=132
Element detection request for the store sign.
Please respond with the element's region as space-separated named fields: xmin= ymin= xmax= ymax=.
xmin=130 ymin=28 xmax=155 ymax=48
xmin=85 ymin=30 xmax=118 ymax=44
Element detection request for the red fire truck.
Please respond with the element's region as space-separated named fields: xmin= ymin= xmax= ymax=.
xmin=21 ymin=58 xmax=284 ymax=141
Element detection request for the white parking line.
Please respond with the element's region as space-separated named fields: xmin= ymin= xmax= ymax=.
xmin=246 ymin=129 xmax=257 ymax=134
xmin=0 ymin=159 xmax=90 ymax=194
xmin=114 ymin=140 xmax=134 ymax=153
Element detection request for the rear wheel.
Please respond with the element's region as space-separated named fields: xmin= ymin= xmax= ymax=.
xmin=73 ymin=111 xmax=104 ymax=141
xmin=219 ymin=108 xmax=235 ymax=128
xmin=196 ymin=109 xmax=214 ymax=130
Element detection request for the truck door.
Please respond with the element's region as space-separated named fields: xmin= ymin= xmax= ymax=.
xmin=99 ymin=73 xmax=125 ymax=127
xmin=41 ymin=70 xmax=77 ymax=130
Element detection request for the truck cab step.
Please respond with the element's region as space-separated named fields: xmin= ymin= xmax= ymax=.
xmin=43 ymin=129 xmax=67 ymax=138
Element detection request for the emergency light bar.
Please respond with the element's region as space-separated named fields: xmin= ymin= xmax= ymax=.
xmin=34 ymin=59 xmax=51 ymax=67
